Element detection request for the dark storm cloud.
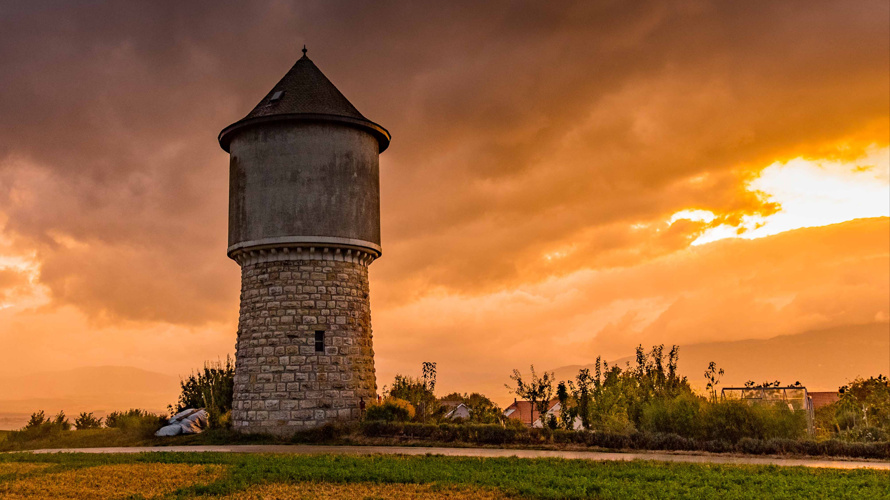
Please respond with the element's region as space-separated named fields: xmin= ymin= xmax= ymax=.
xmin=0 ymin=0 xmax=886 ymax=323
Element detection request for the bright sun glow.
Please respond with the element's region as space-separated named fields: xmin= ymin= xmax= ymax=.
xmin=684 ymin=145 xmax=889 ymax=246
xmin=670 ymin=210 xmax=717 ymax=224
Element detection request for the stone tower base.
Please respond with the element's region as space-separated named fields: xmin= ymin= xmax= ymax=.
xmin=230 ymin=250 xmax=377 ymax=435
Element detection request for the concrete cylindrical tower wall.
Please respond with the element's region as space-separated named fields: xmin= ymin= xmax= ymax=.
xmin=227 ymin=122 xmax=381 ymax=258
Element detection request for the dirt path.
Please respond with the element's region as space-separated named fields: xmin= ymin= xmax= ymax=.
xmin=21 ymin=445 xmax=889 ymax=470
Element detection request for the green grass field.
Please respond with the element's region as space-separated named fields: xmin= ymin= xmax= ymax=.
xmin=0 ymin=452 xmax=886 ymax=499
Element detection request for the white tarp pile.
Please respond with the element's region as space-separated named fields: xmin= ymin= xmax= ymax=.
xmin=154 ymin=408 xmax=209 ymax=437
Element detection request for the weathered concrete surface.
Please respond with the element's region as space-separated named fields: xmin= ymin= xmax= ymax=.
xmin=227 ymin=121 xmax=381 ymax=258
xmin=24 ymin=445 xmax=890 ymax=470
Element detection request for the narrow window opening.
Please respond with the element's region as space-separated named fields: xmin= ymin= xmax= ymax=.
xmin=270 ymin=90 xmax=284 ymax=102
xmin=315 ymin=331 xmax=325 ymax=352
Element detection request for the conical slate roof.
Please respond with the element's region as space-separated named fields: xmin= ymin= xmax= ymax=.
xmin=219 ymin=49 xmax=390 ymax=152
xmin=244 ymin=52 xmax=367 ymax=121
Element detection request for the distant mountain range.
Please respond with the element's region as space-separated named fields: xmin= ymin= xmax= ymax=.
xmin=551 ymin=322 xmax=889 ymax=393
xmin=0 ymin=366 xmax=179 ymax=430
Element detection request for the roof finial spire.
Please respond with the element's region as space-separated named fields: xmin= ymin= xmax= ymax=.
xmin=302 ymin=45 xmax=308 ymax=57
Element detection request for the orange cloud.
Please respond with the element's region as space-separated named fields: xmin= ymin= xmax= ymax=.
xmin=373 ymin=218 xmax=889 ymax=399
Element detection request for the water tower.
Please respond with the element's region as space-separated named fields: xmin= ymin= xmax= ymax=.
xmin=218 ymin=47 xmax=389 ymax=434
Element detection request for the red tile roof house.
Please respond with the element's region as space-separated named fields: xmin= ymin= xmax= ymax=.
xmin=503 ymin=399 xmax=560 ymax=427
xmin=809 ymin=391 xmax=840 ymax=410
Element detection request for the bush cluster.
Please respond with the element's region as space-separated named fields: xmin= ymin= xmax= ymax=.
xmin=105 ymin=409 xmax=166 ymax=437
xmin=640 ymin=397 xmax=807 ymax=442
xmin=74 ymin=412 xmax=103 ymax=430
xmin=6 ymin=411 xmax=71 ymax=442
xmin=364 ymin=398 xmax=415 ymax=422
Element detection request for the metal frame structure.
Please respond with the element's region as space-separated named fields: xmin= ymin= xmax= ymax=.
xmin=721 ymin=386 xmax=815 ymax=435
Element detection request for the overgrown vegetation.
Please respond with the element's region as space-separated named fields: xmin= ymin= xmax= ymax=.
xmin=0 ymin=451 xmax=886 ymax=500
xmin=500 ymin=346 xmax=811 ymax=443
xmin=2 ymin=419 xmax=887 ymax=459
xmin=359 ymin=421 xmax=889 ymax=459
xmin=364 ymin=398 xmax=415 ymax=422
xmin=104 ymin=409 xmax=166 ymax=437
xmin=816 ymin=375 xmax=890 ymax=442
xmin=172 ymin=356 xmax=235 ymax=429
xmin=0 ymin=408 xmax=166 ymax=451
xmin=379 ymin=361 xmax=441 ymax=423
xmin=4 ymin=411 xmax=72 ymax=444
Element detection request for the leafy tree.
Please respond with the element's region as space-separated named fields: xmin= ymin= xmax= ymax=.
xmin=74 ymin=412 xmax=103 ymax=430
xmin=573 ymin=369 xmax=593 ymax=430
xmin=704 ymin=361 xmax=724 ymax=402
xmin=556 ymin=381 xmax=577 ymax=429
xmin=569 ymin=345 xmax=694 ymax=433
xmin=422 ymin=361 xmax=437 ymax=393
xmin=506 ymin=365 xmax=554 ymax=425
xmin=837 ymin=375 xmax=890 ymax=430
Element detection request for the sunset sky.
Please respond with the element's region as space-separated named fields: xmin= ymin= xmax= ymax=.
xmin=0 ymin=1 xmax=887 ymax=406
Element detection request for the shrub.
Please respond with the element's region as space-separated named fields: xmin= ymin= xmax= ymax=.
xmin=74 ymin=412 xmax=103 ymax=430
xmin=8 ymin=411 xmax=71 ymax=443
xmin=24 ymin=410 xmax=47 ymax=430
xmin=700 ymin=400 xmax=805 ymax=443
xmin=364 ymin=398 xmax=415 ymax=422
xmin=476 ymin=424 xmax=518 ymax=444
xmin=387 ymin=372 xmax=440 ymax=422
xmin=647 ymin=432 xmax=692 ymax=451
xmin=51 ymin=411 xmax=71 ymax=431
xmin=174 ymin=356 xmax=235 ymax=429
xmin=105 ymin=409 xmax=165 ymax=437
xmin=640 ymin=393 xmax=704 ymax=438
xmin=593 ymin=410 xmax=636 ymax=435
xmin=838 ymin=426 xmax=888 ymax=443
xmin=291 ymin=423 xmax=352 ymax=443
